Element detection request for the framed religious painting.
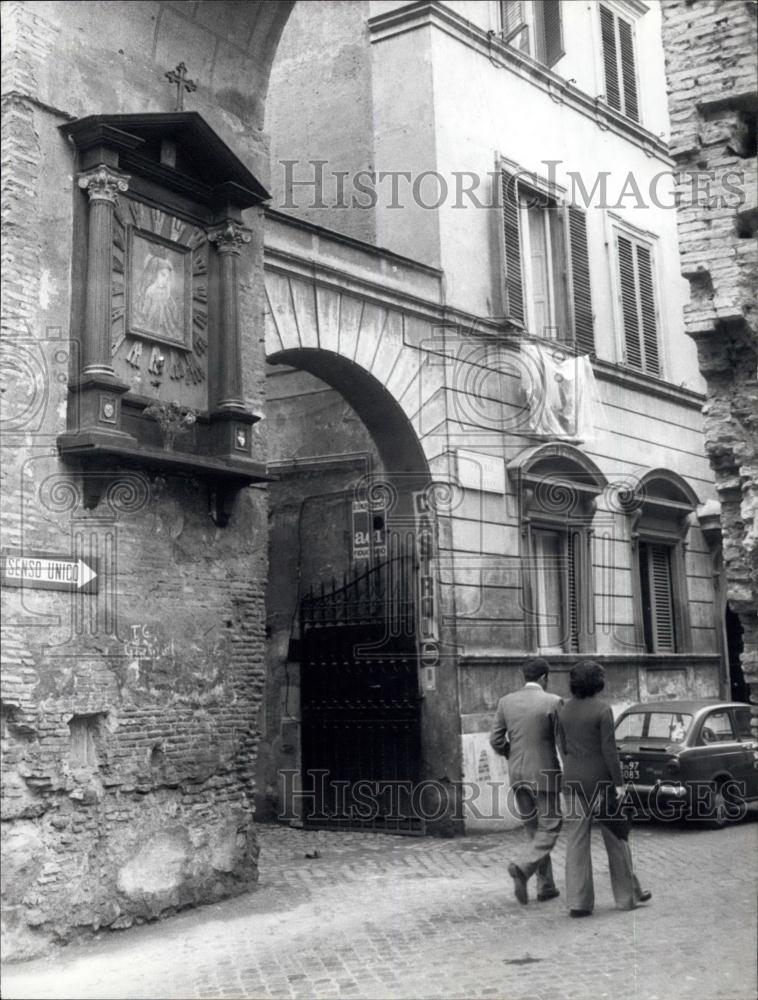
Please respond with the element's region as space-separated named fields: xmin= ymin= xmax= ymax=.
xmin=112 ymin=200 xmax=209 ymax=412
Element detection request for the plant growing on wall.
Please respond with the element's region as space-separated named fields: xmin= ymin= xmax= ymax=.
xmin=142 ymin=400 xmax=197 ymax=451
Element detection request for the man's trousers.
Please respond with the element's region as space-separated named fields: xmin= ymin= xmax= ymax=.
xmin=512 ymin=785 xmax=562 ymax=893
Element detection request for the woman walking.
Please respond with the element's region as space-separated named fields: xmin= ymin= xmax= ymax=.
xmin=558 ymin=660 xmax=651 ymax=917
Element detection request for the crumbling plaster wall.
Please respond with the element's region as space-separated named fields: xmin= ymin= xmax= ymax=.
xmin=662 ymin=0 xmax=758 ymax=711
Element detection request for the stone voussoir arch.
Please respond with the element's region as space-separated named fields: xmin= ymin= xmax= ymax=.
xmin=264 ymin=269 xmax=446 ymax=481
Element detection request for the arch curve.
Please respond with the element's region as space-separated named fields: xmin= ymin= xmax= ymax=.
xmin=507 ymin=441 xmax=609 ymax=494
xmin=267 ymin=348 xmax=431 ymax=486
xmin=638 ymin=467 xmax=700 ymax=508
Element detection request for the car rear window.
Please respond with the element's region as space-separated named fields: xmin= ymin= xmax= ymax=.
xmin=616 ymin=711 xmax=692 ymax=743
xmin=734 ymin=708 xmax=753 ymax=739
xmin=615 ymin=713 xmax=645 ymax=739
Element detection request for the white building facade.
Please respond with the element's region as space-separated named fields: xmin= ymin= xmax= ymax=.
xmin=260 ymin=1 xmax=727 ymax=830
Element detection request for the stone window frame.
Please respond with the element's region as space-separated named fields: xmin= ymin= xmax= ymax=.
xmin=508 ymin=442 xmax=608 ymax=656
xmin=629 ymin=468 xmax=698 ymax=655
xmin=498 ymin=155 xmax=595 ymax=354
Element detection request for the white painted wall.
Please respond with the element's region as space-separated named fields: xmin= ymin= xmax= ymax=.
xmin=368 ymin=0 xmax=702 ymax=391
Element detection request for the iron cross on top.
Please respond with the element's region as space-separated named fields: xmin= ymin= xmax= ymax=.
xmin=165 ymin=62 xmax=196 ymax=111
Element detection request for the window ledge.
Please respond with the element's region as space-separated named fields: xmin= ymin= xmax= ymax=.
xmin=591 ymin=359 xmax=705 ymax=410
xmin=458 ymin=653 xmax=720 ymax=669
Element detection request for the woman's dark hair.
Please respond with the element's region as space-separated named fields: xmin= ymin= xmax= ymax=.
xmin=569 ymin=660 xmax=606 ymax=699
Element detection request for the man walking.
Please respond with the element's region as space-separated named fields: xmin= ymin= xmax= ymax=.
xmin=489 ymin=658 xmax=562 ymax=905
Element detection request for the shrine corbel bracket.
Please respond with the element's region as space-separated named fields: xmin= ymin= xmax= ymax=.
xmin=80 ymin=470 xmax=110 ymax=511
xmin=208 ymin=483 xmax=241 ymax=528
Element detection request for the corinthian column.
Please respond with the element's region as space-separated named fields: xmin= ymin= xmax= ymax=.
xmin=77 ymin=165 xmax=129 ymax=379
xmin=208 ymin=220 xmax=251 ymax=414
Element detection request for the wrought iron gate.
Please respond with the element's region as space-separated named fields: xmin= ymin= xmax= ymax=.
xmin=299 ymin=554 xmax=423 ymax=833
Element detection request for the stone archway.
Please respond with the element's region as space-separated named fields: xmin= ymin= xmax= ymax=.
xmin=260 ymin=311 xmax=443 ymax=829
xmin=263 ymin=271 xmax=446 ymax=474
xmin=268 ymin=347 xmax=430 ymax=485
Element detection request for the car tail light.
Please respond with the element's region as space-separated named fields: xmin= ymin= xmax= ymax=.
xmin=662 ymin=756 xmax=681 ymax=776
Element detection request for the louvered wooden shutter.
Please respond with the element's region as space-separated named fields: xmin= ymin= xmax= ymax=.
xmin=648 ymin=544 xmax=675 ymax=652
xmin=501 ymin=169 xmax=524 ymax=324
xmin=618 ymin=17 xmax=639 ymax=122
xmin=568 ymin=206 xmax=594 ymax=354
xmin=566 ymin=531 xmax=580 ymax=652
xmin=600 ymin=5 xmax=621 ymax=112
xmin=540 ymin=0 xmax=563 ymax=67
xmin=617 ymin=234 xmax=642 ymax=369
xmin=501 ymin=0 xmax=525 ymax=37
xmin=618 ymin=234 xmax=660 ymax=375
xmin=635 ymin=244 xmax=659 ymax=375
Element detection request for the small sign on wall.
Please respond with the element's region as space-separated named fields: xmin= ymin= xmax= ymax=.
xmin=351 ymin=499 xmax=387 ymax=561
xmin=1 ymin=550 xmax=99 ymax=594
xmin=456 ymin=449 xmax=506 ymax=493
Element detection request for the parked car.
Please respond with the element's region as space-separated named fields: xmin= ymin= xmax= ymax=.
xmin=614 ymin=699 xmax=758 ymax=827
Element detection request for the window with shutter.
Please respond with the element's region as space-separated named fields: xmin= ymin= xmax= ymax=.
xmin=568 ymin=207 xmax=595 ymax=354
xmin=515 ymin=449 xmax=603 ymax=656
xmin=633 ymin=471 xmax=695 ymax=657
xmin=532 ymin=527 xmax=582 ymax=654
xmin=502 ymin=1 xmax=526 ymax=37
xmin=639 ymin=542 xmax=676 ymax=652
xmin=600 ymin=6 xmax=621 ymax=111
xmin=533 ymin=528 xmax=564 ymax=653
xmin=501 ymin=170 xmax=525 ymax=324
xmin=617 ymin=17 xmax=639 ymax=122
xmin=567 ymin=530 xmax=580 ymax=652
xmin=500 ymin=169 xmax=594 ymax=351
xmin=500 ymin=1 xmax=563 ymax=67
xmin=616 ymin=230 xmax=660 ymax=375
xmin=599 ymin=5 xmax=640 ymax=122
xmin=501 ymin=0 xmax=530 ymax=52
xmin=636 ymin=244 xmax=659 ymax=374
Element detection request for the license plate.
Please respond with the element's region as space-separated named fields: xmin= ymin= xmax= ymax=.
xmin=623 ymin=761 xmax=640 ymax=782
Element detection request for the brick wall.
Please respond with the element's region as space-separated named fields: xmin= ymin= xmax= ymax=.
xmin=0 ymin=0 xmax=291 ymax=959
xmin=661 ymin=0 xmax=758 ymax=708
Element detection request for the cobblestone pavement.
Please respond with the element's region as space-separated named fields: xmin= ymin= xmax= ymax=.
xmin=2 ymin=817 xmax=756 ymax=1000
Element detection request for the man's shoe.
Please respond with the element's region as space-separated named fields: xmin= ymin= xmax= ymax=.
xmin=507 ymin=863 xmax=528 ymax=905
xmin=637 ymin=890 xmax=652 ymax=903
xmin=569 ymin=909 xmax=592 ymax=917
xmin=536 ymin=887 xmax=560 ymax=902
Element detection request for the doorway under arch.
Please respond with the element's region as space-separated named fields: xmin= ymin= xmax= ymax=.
xmin=258 ymin=349 xmax=433 ymax=832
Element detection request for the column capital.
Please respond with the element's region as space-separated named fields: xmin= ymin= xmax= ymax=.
xmin=208 ymin=221 xmax=252 ymax=255
xmin=77 ymin=165 xmax=130 ymax=203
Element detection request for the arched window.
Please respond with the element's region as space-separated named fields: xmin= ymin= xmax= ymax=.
xmin=508 ymin=444 xmax=607 ymax=655
xmin=631 ymin=470 xmax=699 ymax=654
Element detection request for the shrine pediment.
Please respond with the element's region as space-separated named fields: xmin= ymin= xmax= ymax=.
xmin=61 ymin=112 xmax=269 ymax=209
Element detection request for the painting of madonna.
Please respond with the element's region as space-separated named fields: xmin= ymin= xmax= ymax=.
xmin=132 ymin=238 xmax=186 ymax=344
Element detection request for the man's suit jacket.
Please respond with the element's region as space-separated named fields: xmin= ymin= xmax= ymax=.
xmin=489 ymin=684 xmax=562 ymax=793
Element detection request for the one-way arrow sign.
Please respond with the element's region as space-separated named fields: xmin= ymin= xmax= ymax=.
xmin=1 ymin=551 xmax=99 ymax=593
